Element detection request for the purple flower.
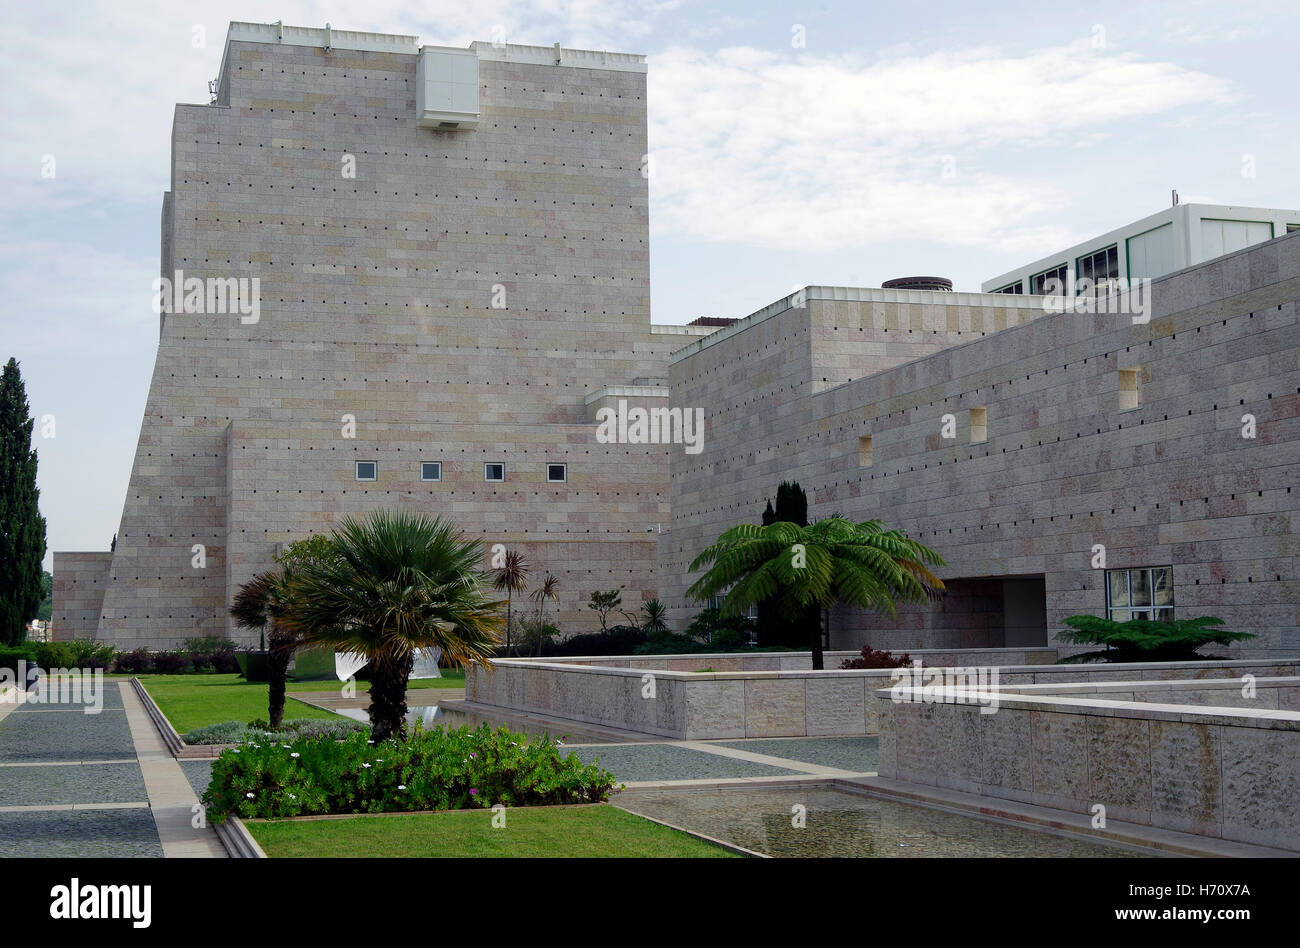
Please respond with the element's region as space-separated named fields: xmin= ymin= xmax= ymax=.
xmin=469 ymin=753 xmax=477 ymax=759
xmin=469 ymin=788 xmax=478 ymax=795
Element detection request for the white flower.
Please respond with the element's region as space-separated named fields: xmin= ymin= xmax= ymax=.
xmin=398 ymin=784 xmax=407 ymax=791
xmin=288 ymin=794 xmax=296 ymax=800
xmin=363 ymin=763 xmax=371 ymax=768
xmin=367 ymin=740 xmax=375 ymax=744
xmin=245 ymin=792 xmax=254 ymax=798
xmin=232 ymin=749 xmax=241 ymax=754
xmin=290 ymin=752 xmax=300 ymax=758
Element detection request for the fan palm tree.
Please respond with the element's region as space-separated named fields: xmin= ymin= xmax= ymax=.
xmin=229 ymin=535 xmax=342 ymax=729
xmin=687 ymin=517 xmax=946 ymax=669
xmin=230 ymin=570 xmax=297 ymax=729
xmin=527 ymin=573 xmax=560 ymax=656
xmin=278 ymin=510 xmax=504 ymax=741
xmin=493 ymin=549 xmax=530 ymax=657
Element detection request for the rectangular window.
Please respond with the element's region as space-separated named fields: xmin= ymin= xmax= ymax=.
xmin=1031 ymin=264 xmax=1068 ymax=296
xmin=1288 ymin=224 xmax=1300 ymax=234
xmin=1106 ymin=567 xmax=1174 ymax=622
xmin=969 ymin=406 xmax=987 ymax=443
xmin=993 ymin=281 xmax=1023 ymax=295
xmin=484 ymin=462 xmax=505 ymax=482
xmin=355 ymin=461 xmax=377 ymax=481
xmin=1076 ymin=244 xmax=1119 ymax=295
xmin=421 ymin=462 xmax=442 ymax=482
xmin=547 ymin=463 xmax=567 ymax=483
xmin=858 ymin=435 xmax=873 ymax=467
xmin=1118 ymin=367 xmax=1141 ymax=411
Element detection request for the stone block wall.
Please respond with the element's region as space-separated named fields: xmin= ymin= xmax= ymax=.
xmin=50 ymin=553 xmax=113 ymax=641
xmin=666 ymin=235 xmax=1300 ymax=657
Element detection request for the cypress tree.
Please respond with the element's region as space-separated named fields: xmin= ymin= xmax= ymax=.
xmin=0 ymin=358 xmax=47 ymax=645
xmin=756 ymin=481 xmax=819 ymax=649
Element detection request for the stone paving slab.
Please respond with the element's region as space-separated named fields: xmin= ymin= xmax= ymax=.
xmin=570 ymin=743 xmax=804 ymax=782
xmin=0 ymin=707 xmax=137 ymax=762
xmin=713 ymin=737 xmax=879 ymax=773
xmin=0 ymin=808 xmax=164 ymax=858
xmin=179 ymin=759 xmax=215 ymax=798
xmin=118 ymin=683 xmax=225 ymax=857
xmin=0 ymin=762 xmax=150 ymax=807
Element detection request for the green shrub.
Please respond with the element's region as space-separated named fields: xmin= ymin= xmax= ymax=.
xmin=113 ymin=648 xmax=154 ymax=675
xmin=544 ymin=625 xmax=648 ymax=656
xmin=33 ymin=639 xmax=116 ymax=671
xmin=182 ymin=718 xmax=367 ymax=745
xmin=633 ymin=632 xmax=710 ymax=654
xmin=841 ymin=647 xmax=911 ymax=669
xmin=684 ymin=607 xmax=757 ymax=646
xmin=0 ymin=644 xmax=38 ymax=673
xmin=151 ymin=651 xmax=194 ymax=674
xmin=202 ymin=723 xmax=618 ymax=822
xmin=1056 ymin=615 xmax=1254 ymax=664
xmin=184 ymin=635 xmax=240 ymax=673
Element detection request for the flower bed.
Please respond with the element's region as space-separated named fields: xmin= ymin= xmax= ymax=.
xmin=182 ymin=718 xmax=366 ymax=745
xmin=202 ymin=724 xmax=619 ymax=822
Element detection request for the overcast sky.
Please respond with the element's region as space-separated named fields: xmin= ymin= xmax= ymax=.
xmin=3 ymin=0 xmax=1297 ymax=568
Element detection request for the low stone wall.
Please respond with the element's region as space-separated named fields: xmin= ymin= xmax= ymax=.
xmin=464 ymin=654 xmax=1297 ymax=740
xmin=551 ymin=646 xmax=1057 ymax=671
xmin=875 ymin=681 xmax=1300 ymax=852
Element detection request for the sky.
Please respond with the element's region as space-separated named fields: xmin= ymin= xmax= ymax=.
xmin=2 ymin=0 xmax=1298 ymax=568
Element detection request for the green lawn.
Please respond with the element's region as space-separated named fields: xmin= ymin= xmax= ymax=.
xmin=137 ymin=674 xmax=340 ymax=733
xmin=245 ymin=804 xmax=741 ymax=858
xmin=136 ymin=670 xmax=465 ymax=733
xmin=286 ymin=668 xmax=465 ymax=692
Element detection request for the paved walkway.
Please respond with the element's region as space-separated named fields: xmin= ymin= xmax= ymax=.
xmin=0 ymin=681 xmax=224 ymax=858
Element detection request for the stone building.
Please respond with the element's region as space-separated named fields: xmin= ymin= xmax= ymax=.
xmin=664 ymin=237 xmax=1299 ymax=657
xmin=54 ymin=22 xmax=710 ymax=647
xmin=54 ymin=21 xmax=1299 ymax=658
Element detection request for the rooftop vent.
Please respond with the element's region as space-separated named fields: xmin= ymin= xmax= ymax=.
xmin=687 ymin=316 xmax=740 ymax=327
xmin=882 ymin=276 xmax=953 ymax=292
xmin=417 ymin=47 xmax=479 ymax=130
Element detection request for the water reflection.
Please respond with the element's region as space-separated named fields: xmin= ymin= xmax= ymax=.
xmin=616 ymin=787 xmax=1156 ymax=858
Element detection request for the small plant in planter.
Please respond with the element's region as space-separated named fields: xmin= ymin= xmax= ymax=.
xmin=840 ymin=647 xmax=911 ymax=669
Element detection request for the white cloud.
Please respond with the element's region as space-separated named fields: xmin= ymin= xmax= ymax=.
xmin=0 ymin=0 xmax=685 ymax=209
xmin=647 ymin=39 xmax=1235 ymax=253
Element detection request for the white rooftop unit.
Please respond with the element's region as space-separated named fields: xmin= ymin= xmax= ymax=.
xmin=416 ymin=47 xmax=479 ymax=130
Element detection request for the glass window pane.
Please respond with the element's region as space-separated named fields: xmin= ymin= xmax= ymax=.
xmin=1152 ymin=567 xmax=1173 ymax=605
xmin=1107 ymin=571 xmax=1129 ymax=607
xmin=1130 ymin=569 xmax=1152 ymax=606
xmin=1110 ymin=609 xmax=1131 ymax=622
xmin=1155 ymin=608 xmax=1174 ymax=623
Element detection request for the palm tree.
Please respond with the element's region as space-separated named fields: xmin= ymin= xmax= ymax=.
xmin=493 ymin=550 xmax=530 ymax=657
xmin=229 ymin=535 xmax=342 ymax=729
xmin=230 ymin=570 xmax=297 ymax=729
xmin=527 ymin=573 xmax=560 ymax=656
xmin=278 ymin=510 xmax=504 ymax=741
xmin=687 ymin=517 xmax=945 ymax=669
xmin=640 ymin=598 xmax=669 ymax=636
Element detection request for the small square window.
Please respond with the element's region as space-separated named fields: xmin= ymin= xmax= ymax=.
xmin=858 ymin=435 xmax=873 ymax=467
xmin=421 ymin=462 xmax=442 ymax=482
xmin=484 ymin=463 xmax=505 ymax=482
xmin=355 ymin=461 xmax=377 ymax=481
xmin=969 ymin=406 xmax=987 ymax=443
xmin=547 ymin=463 xmax=567 ymax=483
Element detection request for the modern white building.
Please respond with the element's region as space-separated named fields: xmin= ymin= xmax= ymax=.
xmin=982 ymin=203 xmax=1300 ymax=295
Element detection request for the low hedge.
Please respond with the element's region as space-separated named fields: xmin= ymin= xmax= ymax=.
xmin=181 ymin=718 xmax=367 ymax=745
xmin=202 ymin=723 xmax=619 ymax=822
